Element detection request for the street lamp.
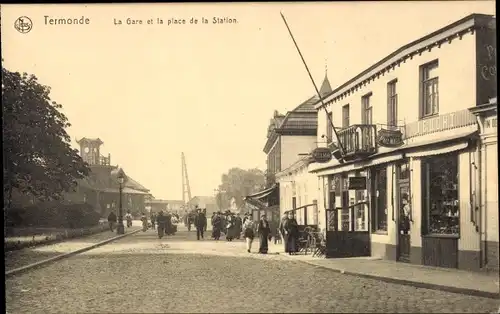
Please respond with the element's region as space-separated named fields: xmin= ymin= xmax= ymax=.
xmin=116 ymin=168 xmax=126 ymax=235
xmin=214 ymin=188 xmax=226 ymax=211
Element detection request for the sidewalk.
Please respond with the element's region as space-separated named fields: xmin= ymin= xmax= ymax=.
xmin=268 ymin=241 xmax=499 ymax=299
xmin=5 ymin=226 xmax=141 ymax=273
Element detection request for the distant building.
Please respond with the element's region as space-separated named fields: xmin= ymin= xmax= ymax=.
xmin=188 ymin=196 xmax=217 ymax=215
xmin=64 ymin=138 xmax=152 ymax=217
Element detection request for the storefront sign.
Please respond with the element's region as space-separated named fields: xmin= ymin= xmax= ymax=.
xmin=377 ymin=128 xmax=404 ymax=147
xmin=405 ymin=109 xmax=477 ymax=139
xmin=348 ymin=176 xmax=366 ymax=190
xmin=484 ymin=117 xmax=497 ymax=130
xmin=311 ymin=147 xmax=332 ymax=163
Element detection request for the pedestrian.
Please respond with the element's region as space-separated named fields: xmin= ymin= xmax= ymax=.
xmin=194 ymin=208 xmax=206 ymax=240
xmin=150 ymin=213 xmax=156 ymax=230
xmin=140 ymin=212 xmax=148 ymax=232
xmin=156 ymin=210 xmax=168 ymax=238
xmin=243 ymin=216 xmax=255 ymax=253
xmin=203 ymin=208 xmax=208 ymax=233
xmin=212 ymin=212 xmax=222 ymax=240
xmin=278 ymin=213 xmax=288 ymax=250
xmin=225 ymin=211 xmax=237 ymax=241
xmin=107 ymin=211 xmax=117 ymax=232
xmin=283 ymin=212 xmax=299 ymax=255
xmin=257 ymin=214 xmax=271 ymax=254
xmin=235 ymin=213 xmax=243 ymax=239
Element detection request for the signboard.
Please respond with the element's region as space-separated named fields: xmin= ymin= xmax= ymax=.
xmin=484 ymin=116 xmax=497 ymax=131
xmin=311 ymin=147 xmax=332 ymax=163
xmin=377 ymin=128 xmax=404 ymax=147
xmin=348 ymin=176 xmax=367 ymax=190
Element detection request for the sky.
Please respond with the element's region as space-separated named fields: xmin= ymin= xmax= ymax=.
xmin=2 ymin=1 xmax=495 ymax=200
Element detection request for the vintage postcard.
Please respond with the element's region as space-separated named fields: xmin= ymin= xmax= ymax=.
xmin=2 ymin=2 xmax=498 ymax=313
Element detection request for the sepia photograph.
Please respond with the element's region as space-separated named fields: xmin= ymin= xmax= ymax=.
xmin=2 ymin=2 xmax=498 ymax=313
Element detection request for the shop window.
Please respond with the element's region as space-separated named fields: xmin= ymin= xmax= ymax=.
xmin=422 ymin=154 xmax=459 ymax=235
xmin=371 ymin=167 xmax=388 ymax=232
xmin=340 ymin=175 xmax=350 ymax=231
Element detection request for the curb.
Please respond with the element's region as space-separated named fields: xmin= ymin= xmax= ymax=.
xmin=5 ymin=229 xmax=142 ymax=278
xmin=298 ymin=259 xmax=499 ymax=300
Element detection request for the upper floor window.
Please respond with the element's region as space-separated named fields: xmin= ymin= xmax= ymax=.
xmin=362 ymin=93 xmax=373 ymax=125
xmin=420 ymin=60 xmax=439 ymax=118
xmin=342 ymin=104 xmax=350 ymax=128
xmin=326 ymin=112 xmax=333 ymax=143
xmin=387 ymin=80 xmax=398 ymax=127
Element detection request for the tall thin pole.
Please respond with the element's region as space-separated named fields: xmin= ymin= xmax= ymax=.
xmin=280 ymin=12 xmax=345 ymax=161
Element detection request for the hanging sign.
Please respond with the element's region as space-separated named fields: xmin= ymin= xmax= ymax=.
xmin=377 ymin=128 xmax=404 ymax=147
xmin=311 ymin=147 xmax=332 ymax=163
xmin=348 ymin=176 xmax=367 ymax=190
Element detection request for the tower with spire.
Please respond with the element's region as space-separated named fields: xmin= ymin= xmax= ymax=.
xmin=319 ymin=59 xmax=332 ymax=97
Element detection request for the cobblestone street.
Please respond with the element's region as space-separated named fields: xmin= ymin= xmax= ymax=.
xmin=6 ymin=228 xmax=500 ymax=313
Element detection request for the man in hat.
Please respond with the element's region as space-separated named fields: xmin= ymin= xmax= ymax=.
xmin=234 ymin=213 xmax=243 ymax=239
xmin=194 ymin=207 xmax=206 ymax=240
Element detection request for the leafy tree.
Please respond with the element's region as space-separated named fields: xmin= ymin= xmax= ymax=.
xmin=216 ymin=167 xmax=266 ymax=210
xmin=2 ymin=65 xmax=90 ymax=209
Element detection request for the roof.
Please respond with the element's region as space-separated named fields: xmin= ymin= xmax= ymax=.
xmin=76 ymin=137 xmax=103 ymax=145
xmin=316 ymin=13 xmax=495 ymax=109
xmin=110 ymin=168 xmax=150 ymax=192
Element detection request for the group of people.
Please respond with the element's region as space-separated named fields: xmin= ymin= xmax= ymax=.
xmin=210 ymin=210 xmax=243 ymax=241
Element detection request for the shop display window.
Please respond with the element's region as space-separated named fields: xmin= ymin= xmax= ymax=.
xmin=423 ymin=154 xmax=460 ymax=235
xmin=371 ymin=167 xmax=388 ymax=231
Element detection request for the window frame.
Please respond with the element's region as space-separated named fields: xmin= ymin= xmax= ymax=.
xmin=387 ymin=79 xmax=398 ymax=127
xmin=342 ymin=104 xmax=350 ymax=128
xmin=361 ymin=93 xmax=373 ymax=125
xmin=420 ymin=60 xmax=439 ymax=119
xmin=326 ymin=111 xmax=333 ymax=143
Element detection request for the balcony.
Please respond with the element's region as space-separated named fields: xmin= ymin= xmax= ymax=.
xmin=327 ymin=124 xmax=405 ymax=161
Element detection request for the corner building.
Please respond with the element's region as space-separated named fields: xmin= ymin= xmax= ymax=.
xmin=310 ymin=14 xmax=497 ymax=271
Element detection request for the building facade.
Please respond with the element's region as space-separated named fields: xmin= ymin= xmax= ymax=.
xmin=310 ymin=14 xmax=496 ymax=270
xmin=245 ymin=75 xmax=332 ymax=222
xmin=276 ymin=156 xmax=319 ymax=227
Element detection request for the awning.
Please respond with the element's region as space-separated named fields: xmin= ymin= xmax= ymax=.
xmin=244 ymin=184 xmax=277 ymax=200
xmin=406 ymin=142 xmax=469 ymax=158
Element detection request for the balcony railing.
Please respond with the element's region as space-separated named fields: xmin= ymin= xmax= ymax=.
xmin=328 ymin=124 xmax=377 ymax=160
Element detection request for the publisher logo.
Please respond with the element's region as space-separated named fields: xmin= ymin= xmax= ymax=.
xmin=14 ymin=16 xmax=33 ymax=34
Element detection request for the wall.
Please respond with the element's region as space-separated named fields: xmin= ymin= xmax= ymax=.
xmin=281 ymin=135 xmax=317 ymax=170
xmin=318 ymin=32 xmax=477 ymax=144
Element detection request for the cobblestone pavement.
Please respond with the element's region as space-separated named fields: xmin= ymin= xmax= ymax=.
xmin=4 ymin=221 xmax=142 ymax=272
xmin=5 ymin=229 xmax=500 ymax=314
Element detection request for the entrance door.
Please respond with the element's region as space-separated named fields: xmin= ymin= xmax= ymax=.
xmin=397 ymin=181 xmax=411 ymax=262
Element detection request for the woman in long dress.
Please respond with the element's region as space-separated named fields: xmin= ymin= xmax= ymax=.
xmin=257 ymin=215 xmax=271 ymax=254
xmin=243 ymin=218 xmax=255 ymax=253
xmin=283 ymin=212 xmax=299 ymax=255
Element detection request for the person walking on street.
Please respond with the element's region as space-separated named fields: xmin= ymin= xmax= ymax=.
xmin=107 ymin=211 xmax=117 ymax=232
xmin=243 ymin=217 xmax=255 ymax=253
xmin=156 ymin=210 xmax=168 ymax=238
xmin=257 ymin=214 xmax=271 ymax=254
xmin=150 ymin=213 xmax=156 ymax=230
xmin=194 ymin=208 xmax=206 ymax=240
xmin=212 ymin=212 xmax=222 ymax=240
xmin=283 ymin=212 xmax=299 ymax=255
xmin=235 ymin=213 xmax=243 ymax=239
xmin=278 ymin=213 xmax=288 ymax=251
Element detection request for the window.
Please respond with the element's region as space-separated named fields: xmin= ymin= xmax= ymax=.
xmin=292 ymin=196 xmax=297 ymax=209
xmin=342 ymin=104 xmax=350 ymax=128
xmin=326 ymin=112 xmax=333 ymax=143
xmin=420 ymin=60 xmax=439 ymax=118
xmin=387 ymin=80 xmax=398 ymax=127
xmin=371 ymin=167 xmax=388 ymax=232
xmin=422 ymin=154 xmax=459 ymax=235
xmin=362 ymin=93 xmax=373 ymax=125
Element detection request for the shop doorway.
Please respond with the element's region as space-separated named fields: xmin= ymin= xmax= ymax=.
xmin=325 ymin=174 xmax=370 ymax=258
xmin=396 ymin=163 xmax=411 ymax=262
